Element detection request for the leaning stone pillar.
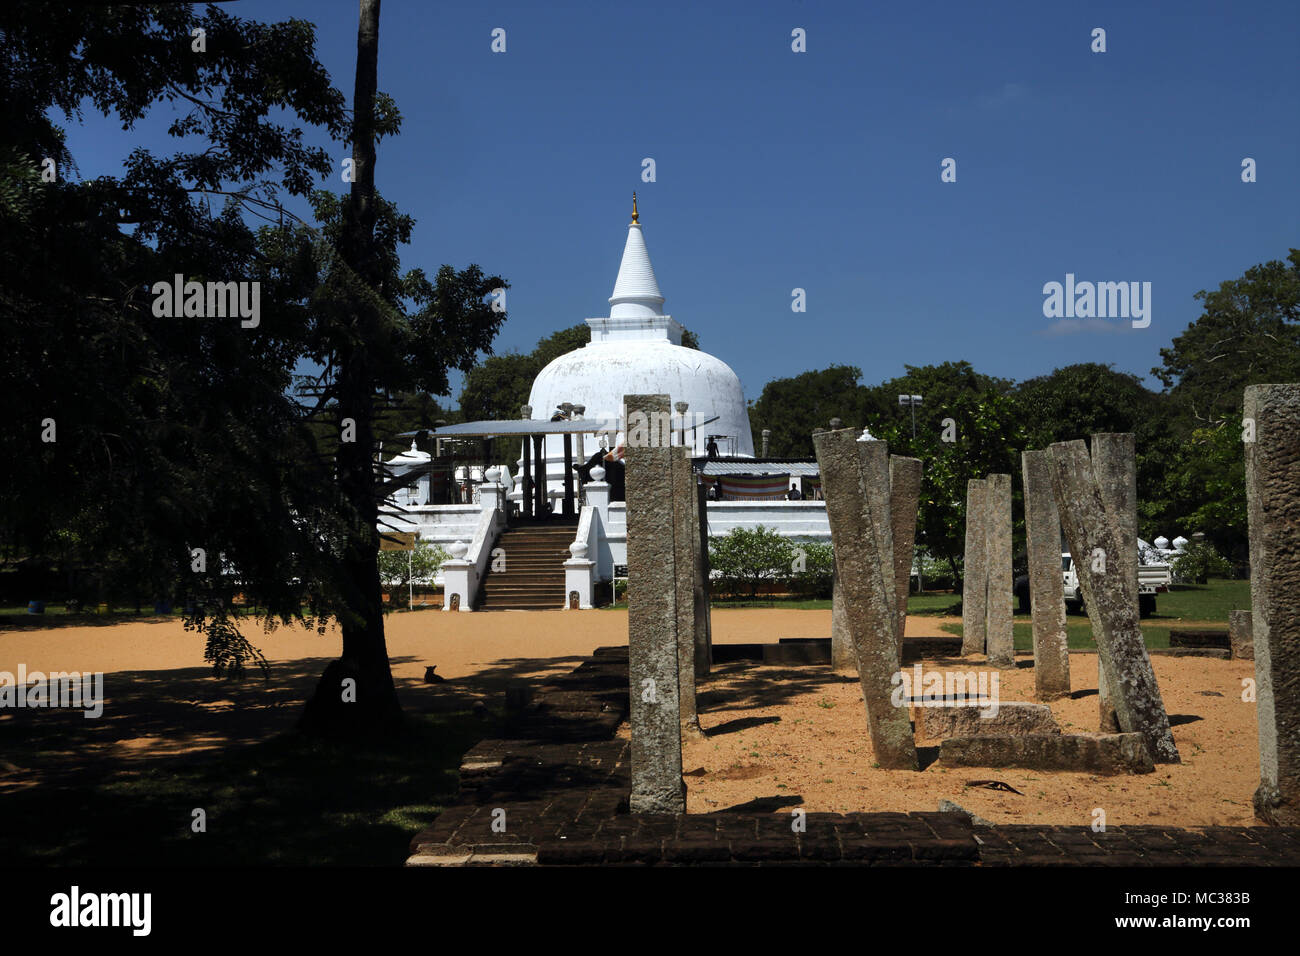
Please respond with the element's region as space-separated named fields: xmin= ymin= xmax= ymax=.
xmin=889 ymin=456 xmax=923 ymax=656
xmin=814 ymin=429 xmax=917 ymax=770
xmin=1048 ymin=439 xmax=1179 ymax=764
xmin=1022 ymin=450 xmax=1070 ymax=700
xmin=961 ymin=479 xmax=990 ymax=656
xmin=671 ymin=447 xmax=704 ymax=738
xmin=984 ymin=473 xmax=1015 ymax=668
xmin=1244 ymin=384 xmax=1300 ymax=824
xmin=625 ymin=394 xmax=686 ymax=813
xmin=1092 ymin=434 xmax=1138 ymax=732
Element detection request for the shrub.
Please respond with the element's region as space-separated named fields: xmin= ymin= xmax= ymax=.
xmin=788 ymin=540 xmax=834 ymax=598
xmin=708 ymin=525 xmax=796 ymax=599
xmin=1170 ymin=541 xmax=1233 ymax=584
xmin=376 ymin=539 xmax=448 ymax=608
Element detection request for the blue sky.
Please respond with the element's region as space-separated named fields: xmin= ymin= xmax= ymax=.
xmin=61 ymin=0 xmax=1300 ymax=403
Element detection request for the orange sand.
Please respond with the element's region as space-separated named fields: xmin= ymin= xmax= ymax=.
xmin=0 ymin=609 xmax=1263 ymax=829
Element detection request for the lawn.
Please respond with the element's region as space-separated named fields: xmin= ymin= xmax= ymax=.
xmin=0 ymin=709 xmax=495 ymax=866
xmin=938 ymin=578 xmax=1250 ymax=650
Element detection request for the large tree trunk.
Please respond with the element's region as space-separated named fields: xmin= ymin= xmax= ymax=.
xmin=300 ymin=0 xmax=402 ymax=736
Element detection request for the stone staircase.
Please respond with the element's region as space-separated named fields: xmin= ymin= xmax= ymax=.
xmin=476 ymin=520 xmax=577 ymax=610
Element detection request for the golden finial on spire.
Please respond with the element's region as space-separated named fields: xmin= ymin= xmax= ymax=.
xmin=631 ymin=191 xmax=639 ymax=224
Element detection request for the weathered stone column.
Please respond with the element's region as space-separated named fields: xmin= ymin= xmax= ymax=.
xmin=889 ymin=456 xmax=923 ymax=656
xmin=1092 ymin=434 xmax=1137 ymax=733
xmin=813 ymin=429 xmax=917 ymax=770
xmin=984 ymin=473 xmax=1015 ymax=669
xmin=1021 ymin=450 xmax=1070 ymax=700
xmin=1048 ymin=439 xmax=1179 ymax=764
xmin=625 ymin=394 xmax=685 ymax=813
xmin=694 ymin=479 xmax=713 ymax=678
xmin=1244 ymin=384 xmax=1300 ymax=824
xmin=1229 ymin=609 xmax=1254 ymax=661
xmin=961 ymin=479 xmax=990 ymax=656
xmin=831 ymin=564 xmax=854 ymax=669
xmin=672 ymin=447 xmax=704 ymax=738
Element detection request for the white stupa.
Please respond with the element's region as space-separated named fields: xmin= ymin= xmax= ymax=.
xmin=525 ymin=197 xmax=754 ymax=488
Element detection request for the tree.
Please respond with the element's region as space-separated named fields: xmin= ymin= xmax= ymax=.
xmin=0 ymin=3 xmax=508 ymax=734
xmin=296 ymin=0 xmax=505 ymax=735
xmin=747 ymin=365 xmax=871 ymax=458
xmin=869 ymin=366 xmax=1026 ymax=588
xmin=1015 ymin=363 xmax=1163 ymax=450
xmin=1154 ymin=249 xmax=1300 ymax=424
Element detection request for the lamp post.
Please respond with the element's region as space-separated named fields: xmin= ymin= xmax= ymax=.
xmin=898 ymin=394 xmax=923 ymax=439
xmin=675 ymin=401 xmax=689 ymax=448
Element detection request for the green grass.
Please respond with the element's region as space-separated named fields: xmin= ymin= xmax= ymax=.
xmin=938 ymin=578 xmax=1247 ymax=650
xmin=605 ymin=590 xmax=960 ymax=613
xmin=1147 ymin=579 xmax=1250 ymax=621
xmin=0 ymin=709 xmax=494 ymax=866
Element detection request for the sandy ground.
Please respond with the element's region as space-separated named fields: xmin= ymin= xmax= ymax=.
xmin=0 ymin=609 xmax=1262 ymax=828
xmin=681 ymin=653 xmax=1261 ymax=828
xmin=0 ymin=608 xmax=844 ymax=791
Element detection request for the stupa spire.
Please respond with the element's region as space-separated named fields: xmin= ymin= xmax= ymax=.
xmin=609 ymin=197 xmax=664 ymax=318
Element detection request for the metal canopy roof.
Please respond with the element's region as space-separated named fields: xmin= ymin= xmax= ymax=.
xmin=699 ymin=460 xmax=820 ymax=476
xmin=400 ymin=418 xmax=622 ymax=439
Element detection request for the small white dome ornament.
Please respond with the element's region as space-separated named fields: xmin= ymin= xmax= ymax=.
xmin=484 ymin=466 xmax=500 ymax=484
xmin=857 ymin=427 xmax=875 ymax=442
xmin=569 ymin=541 xmax=588 ymax=559
xmin=1172 ymin=536 xmax=1189 ymax=552
xmin=1154 ymin=536 xmax=1170 ymax=550
xmin=448 ymin=540 xmax=469 ymax=560
xmin=590 ymin=465 xmax=606 ymax=482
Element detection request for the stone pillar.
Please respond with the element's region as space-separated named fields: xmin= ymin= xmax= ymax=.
xmin=1092 ymin=434 xmax=1137 ymax=733
xmin=624 ymin=394 xmax=686 ymax=814
xmin=672 ymin=448 xmax=703 ymax=738
xmin=831 ymin=565 xmax=854 ymax=669
xmin=889 ymin=456 xmax=923 ymax=656
xmin=813 ymin=429 xmax=917 ymax=770
xmin=520 ymin=440 xmax=532 ymax=518
xmin=562 ymin=433 xmax=575 ymax=517
xmin=1244 ymin=384 xmax=1300 ymax=824
xmin=1048 ymin=439 xmax=1179 ymax=764
xmin=440 ymin=541 xmax=472 ymax=612
xmin=1229 ymin=609 xmax=1254 ymax=661
xmin=984 ymin=473 xmax=1015 ymax=669
xmin=962 ymin=479 xmax=990 ymax=656
xmin=563 ymin=541 xmax=595 ymax=610
xmin=532 ymin=435 xmax=546 ymax=517
xmin=1022 ymin=450 xmax=1070 ymax=700
xmin=585 ymin=472 xmax=612 ymax=581
xmin=694 ymin=478 xmax=713 ymax=678
xmin=479 ymin=473 xmax=504 ymax=513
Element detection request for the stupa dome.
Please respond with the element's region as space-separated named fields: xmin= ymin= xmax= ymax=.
xmin=526 ymin=198 xmax=754 ymax=458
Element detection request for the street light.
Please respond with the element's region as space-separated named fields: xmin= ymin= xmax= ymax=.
xmin=898 ymin=394 xmax=923 ymax=439
xmin=675 ymin=401 xmax=689 ymax=448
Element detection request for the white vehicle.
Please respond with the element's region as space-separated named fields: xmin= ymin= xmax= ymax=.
xmin=1060 ymin=539 xmax=1171 ymax=618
